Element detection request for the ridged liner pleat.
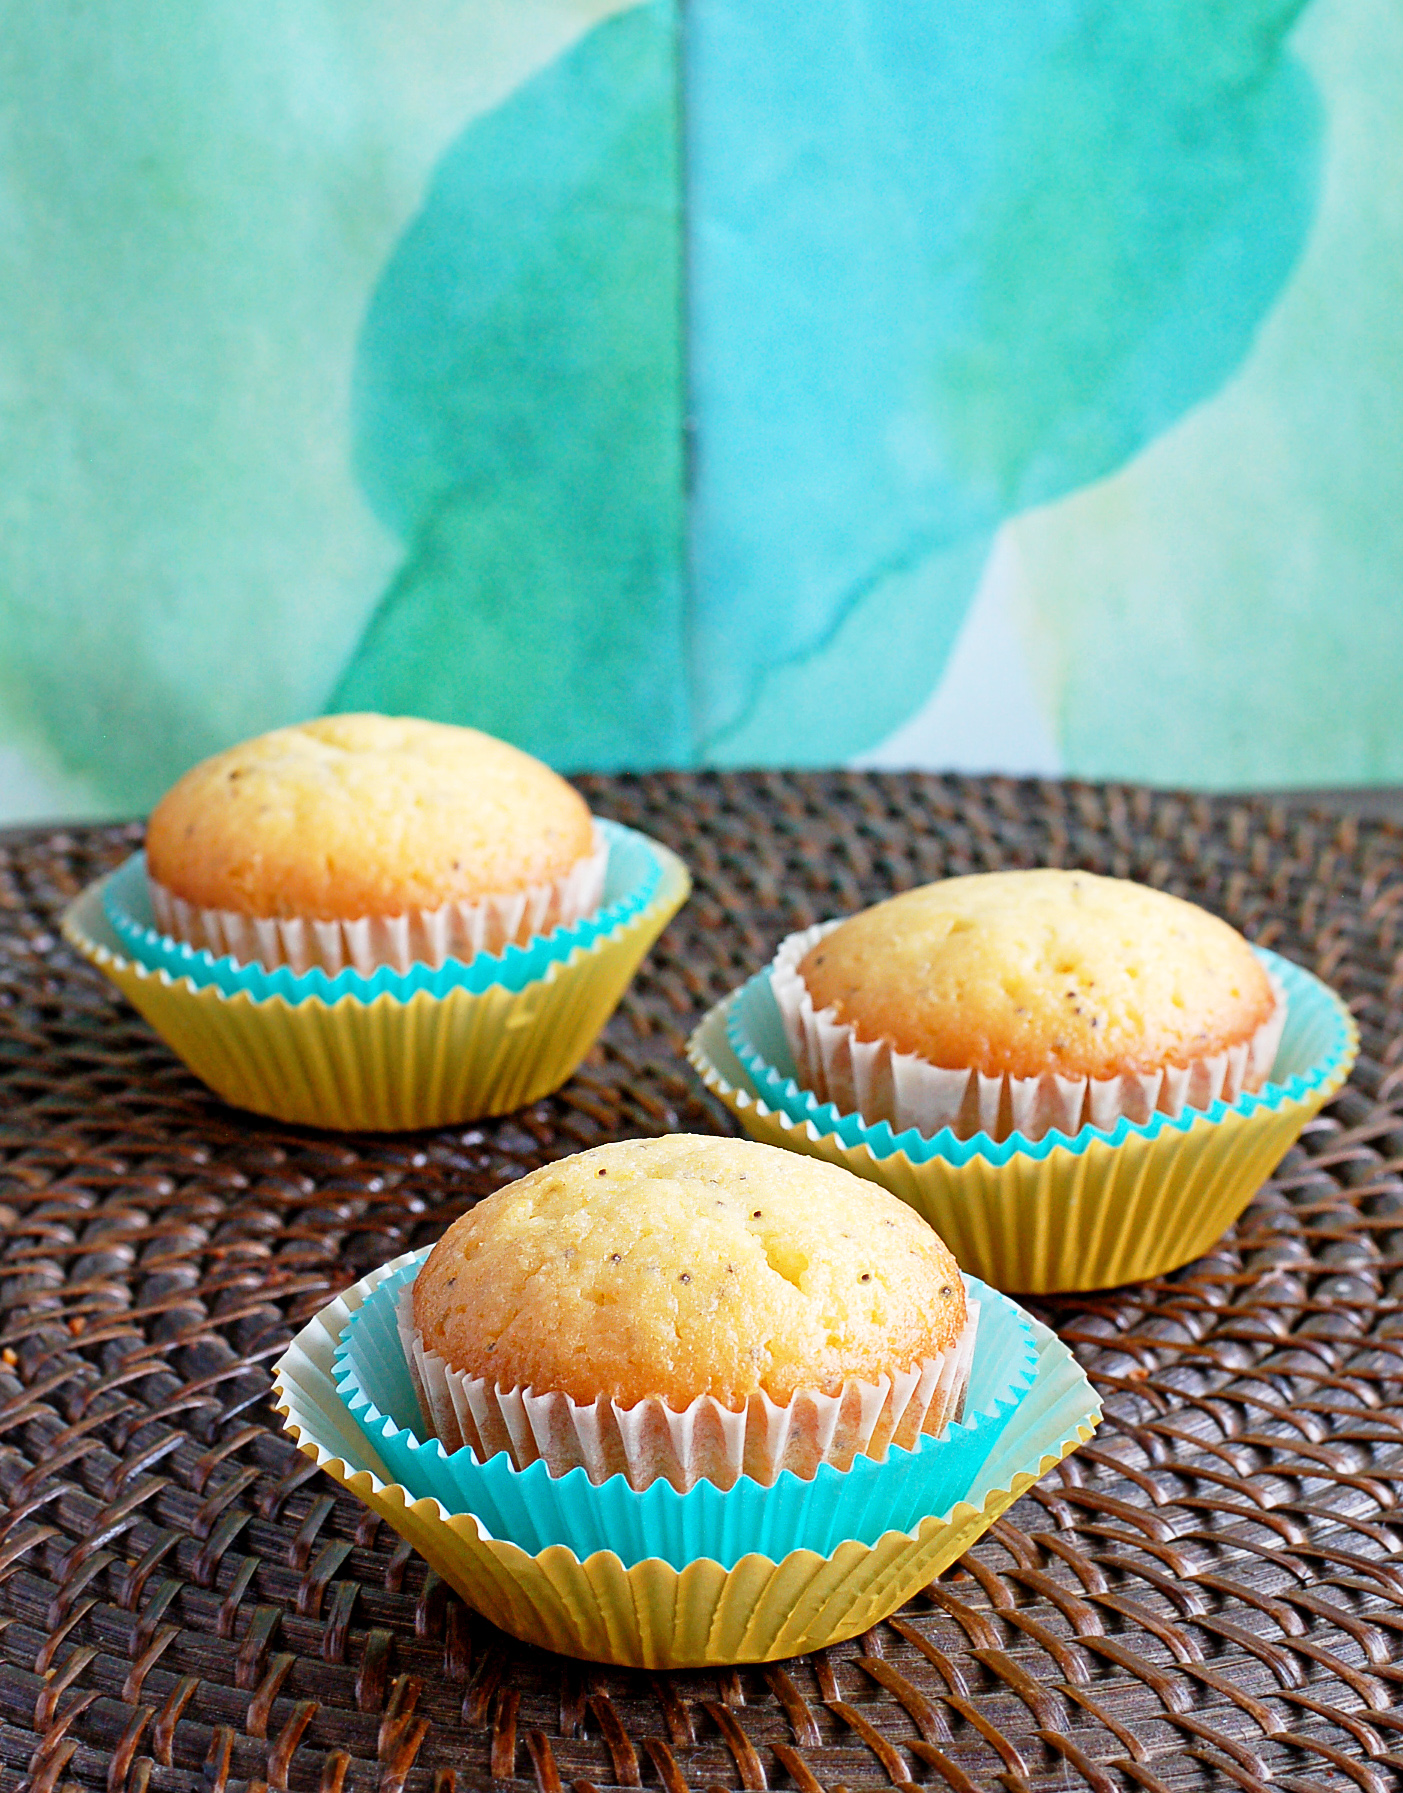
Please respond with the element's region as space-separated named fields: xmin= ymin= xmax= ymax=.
xmin=333 ymin=1254 xmax=1036 ymax=1567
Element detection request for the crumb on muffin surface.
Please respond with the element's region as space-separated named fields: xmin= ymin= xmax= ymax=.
xmin=411 ymin=1136 xmax=966 ymax=1409
xmin=145 ymin=713 xmax=594 ymax=920
xmin=799 ymin=868 xmax=1275 ymax=1082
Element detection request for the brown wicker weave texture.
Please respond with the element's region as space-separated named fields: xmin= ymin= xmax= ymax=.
xmin=2 ymin=771 xmax=1401 ymax=1793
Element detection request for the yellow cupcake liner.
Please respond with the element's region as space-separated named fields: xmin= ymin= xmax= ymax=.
xmin=688 ymin=961 xmax=1358 ymax=1294
xmin=61 ymin=839 xmax=688 ymax=1131
xmin=273 ymin=1259 xmax=1098 ymax=1667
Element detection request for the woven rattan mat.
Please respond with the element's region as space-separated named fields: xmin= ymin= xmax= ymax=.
xmin=3 ymin=771 xmax=1403 ymax=1793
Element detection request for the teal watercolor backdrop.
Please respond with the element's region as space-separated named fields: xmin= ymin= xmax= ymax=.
xmin=0 ymin=0 xmax=1398 ymax=820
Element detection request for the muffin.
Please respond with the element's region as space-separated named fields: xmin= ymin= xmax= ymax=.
xmin=144 ymin=713 xmax=605 ymax=973
xmin=277 ymin=1244 xmax=1094 ymax=1666
xmin=774 ymin=869 xmax=1285 ymax=1141
xmin=404 ymin=1135 xmax=976 ymax=1490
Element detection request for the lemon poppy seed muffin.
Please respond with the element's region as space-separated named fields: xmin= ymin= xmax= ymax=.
xmin=798 ymin=870 xmax=1274 ymax=1083
xmin=412 ymin=1135 xmax=967 ymax=1412
xmin=146 ymin=713 xmax=594 ymax=922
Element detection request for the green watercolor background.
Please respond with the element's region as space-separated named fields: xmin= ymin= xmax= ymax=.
xmin=334 ymin=1 xmax=688 ymax=768
xmin=0 ymin=0 xmax=1398 ymax=818
xmin=0 ymin=0 xmax=631 ymax=815
xmin=1015 ymin=0 xmax=1403 ymax=789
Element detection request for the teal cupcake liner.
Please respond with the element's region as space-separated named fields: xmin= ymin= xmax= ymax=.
xmin=332 ymin=1252 xmax=1037 ymax=1572
xmin=102 ymin=819 xmax=660 ymax=1004
xmin=726 ymin=945 xmax=1353 ymax=1169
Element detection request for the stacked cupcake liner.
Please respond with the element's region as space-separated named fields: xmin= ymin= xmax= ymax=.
xmin=102 ymin=826 xmax=660 ymax=1001
xmin=62 ymin=820 xmax=690 ymax=1131
xmin=689 ymin=945 xmax=1357 ymax=1293
xmin=334 ymin=1252 xmax=1035 ymax=1564
xmin=273 ymin=1250 xmax=1100 ymax=1666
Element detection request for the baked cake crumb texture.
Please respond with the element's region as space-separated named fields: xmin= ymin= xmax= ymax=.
xmin=146 ymin=713 xmax=594 ymax=920
xmin=413 ymin=1135 xmax=966 ymax=1409
xmin=799 ymin=868 xmax=1275 ymax=1082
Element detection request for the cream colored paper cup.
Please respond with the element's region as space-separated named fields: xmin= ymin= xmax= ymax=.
xmin=62 ymin=833 xmax=689 ymax=1131
xmin=272 ymin=1258 xmax=1099 ymax=1667
xmin=771 ymin=921 xmax=1286 ymax=1142
xmin=400 ymin=1282 xmax=977 ymax=1492
xmin=150 ymin=827 xmax=609 ymax=976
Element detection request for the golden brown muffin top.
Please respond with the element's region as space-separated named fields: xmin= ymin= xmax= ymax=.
xmin=412 ymin=1136 xmax=966 ymax=1409
xmin=799 ymin=869 xmax=1275 ymax=1081
xmin=145 ymin=714 xmax=594 ymax=920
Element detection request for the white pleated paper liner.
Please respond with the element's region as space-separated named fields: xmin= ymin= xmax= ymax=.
xmin=401 ymin=1286 xmax=976 ymax=1493
xmin=767 ymin=922 xmax=1287 ymax=1144
xmin=102 ymin=819 xmax=659 ymax=1003
xmin=332 ymin=1252 xmax=1037 ymax=1571
xmin=725 ymin=944 xmax=1351 ymax=1168
xmin=151 ymin=825 xmax=610 ymax=977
